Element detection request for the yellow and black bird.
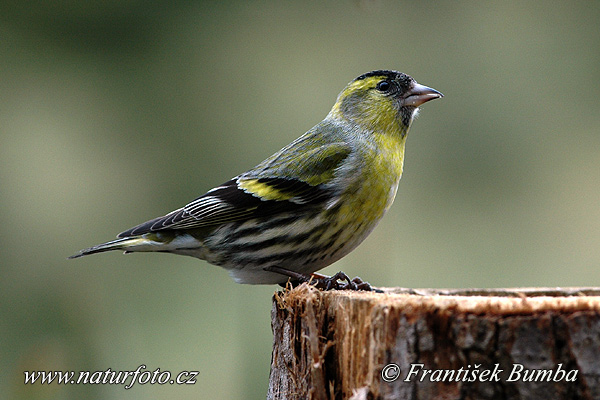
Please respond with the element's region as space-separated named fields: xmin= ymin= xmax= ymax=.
xmin=70 ymin=70 xmax=442 ymax=289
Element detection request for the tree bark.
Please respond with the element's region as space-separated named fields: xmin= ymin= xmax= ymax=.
xmin=267 ymin=285 xmax=600 ymax=400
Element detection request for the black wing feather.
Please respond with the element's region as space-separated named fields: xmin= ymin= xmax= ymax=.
xmin=117 ymin=178 xmax=331 ymax=238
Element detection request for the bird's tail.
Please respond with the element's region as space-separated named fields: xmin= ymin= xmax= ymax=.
xmin=68 ymin=237 xmax=151 ymax=259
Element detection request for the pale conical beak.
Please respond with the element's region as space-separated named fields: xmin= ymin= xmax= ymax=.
xmin=401 ymin=83 xmax=443 ymax=107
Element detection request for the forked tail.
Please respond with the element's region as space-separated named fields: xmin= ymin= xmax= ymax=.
xmin=68 ymin=237 xmax=148 ymax=259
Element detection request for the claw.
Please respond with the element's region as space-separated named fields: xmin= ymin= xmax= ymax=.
xmin=310 ymin=272 xmax=382 ymax=292
xmin=265 ymin=266 xmax=380 ymax=292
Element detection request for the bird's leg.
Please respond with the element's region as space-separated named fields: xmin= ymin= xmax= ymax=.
xmin=264 ymin=266 xmax=312 ymax=288
xmin=265 ymin=266 xmax=381 ymax=292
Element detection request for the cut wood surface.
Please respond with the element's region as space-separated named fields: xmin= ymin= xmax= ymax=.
xmin=267 ymin=285 xmax=600 ymax=400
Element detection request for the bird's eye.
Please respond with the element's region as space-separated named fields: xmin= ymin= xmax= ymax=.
xmin=376 ymin=80 xmax=391 ymax=92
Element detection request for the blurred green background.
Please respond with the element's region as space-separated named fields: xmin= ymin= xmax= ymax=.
xmin=1 ymin=1 xmax=599 ymax=399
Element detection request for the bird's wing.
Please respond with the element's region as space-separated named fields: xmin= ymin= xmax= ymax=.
xmin=117 ymin=142 xmax=351 ymax=237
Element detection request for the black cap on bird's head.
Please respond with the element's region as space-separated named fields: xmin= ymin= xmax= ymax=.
xmin=331 ymin=70 xmax=443 ymax=132
xmin=355 ymin=70 xmax=415 ymax=89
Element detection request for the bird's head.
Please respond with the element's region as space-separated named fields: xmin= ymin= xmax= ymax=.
xmin=328 ymin=70 xmax=442 ymax=136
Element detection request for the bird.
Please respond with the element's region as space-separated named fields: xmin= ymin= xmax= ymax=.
xmin=70 ymin=70 xmax=442 ymax=289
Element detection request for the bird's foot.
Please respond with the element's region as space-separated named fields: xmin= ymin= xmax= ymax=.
xmin=310 ymin=271 xmax=381 ymax=292
xmin=265 ymin=266 xmax=381 ymax=292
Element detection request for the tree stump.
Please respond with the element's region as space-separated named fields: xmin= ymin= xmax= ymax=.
xmin=267 ymin=284 xmax=600 ymax=400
